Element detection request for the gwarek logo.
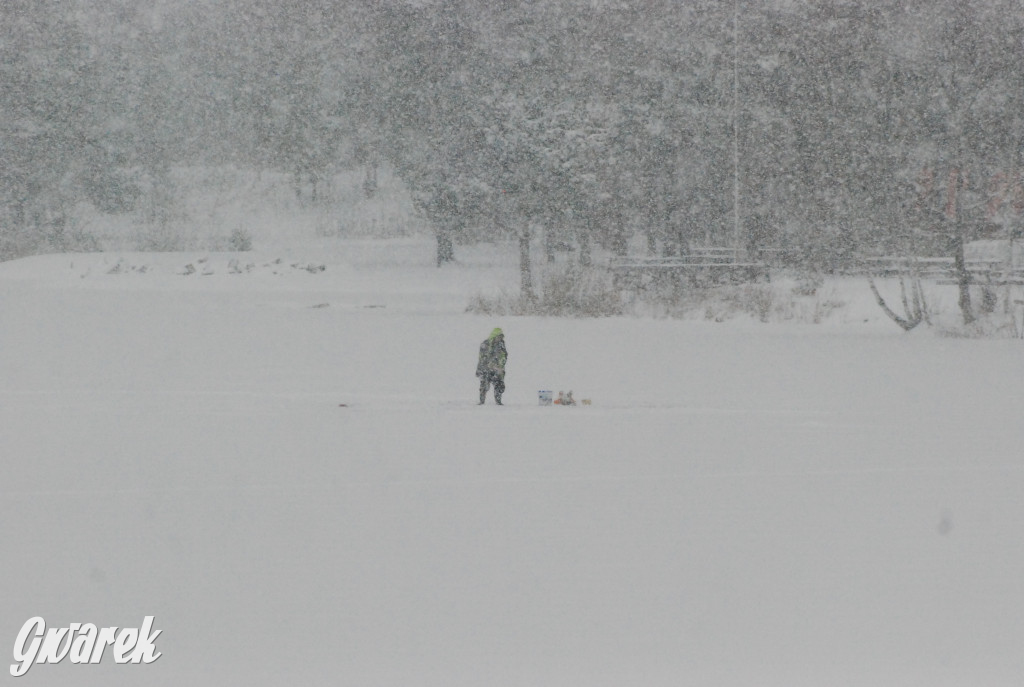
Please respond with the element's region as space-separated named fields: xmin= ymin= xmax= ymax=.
xmin=10 ymin=616 xmax=162 ymax=677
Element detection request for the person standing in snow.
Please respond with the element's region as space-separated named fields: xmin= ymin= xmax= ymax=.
xmin=476 ymin=327 xmax=508 ymax=405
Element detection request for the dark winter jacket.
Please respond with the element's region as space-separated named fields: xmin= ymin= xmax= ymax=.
xmin=476 ymin=328 xmax=508 ymax=378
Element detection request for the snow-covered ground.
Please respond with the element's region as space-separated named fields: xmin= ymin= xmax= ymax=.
xmin=2 ymin=239 xmax=1024 ymax=686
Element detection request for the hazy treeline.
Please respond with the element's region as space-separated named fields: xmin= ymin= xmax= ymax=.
xmin=3 ymin=0 xmax=1023 ymax=266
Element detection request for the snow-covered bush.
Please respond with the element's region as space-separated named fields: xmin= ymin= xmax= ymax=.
xmin=694 ymin=284 xmax=775 ymax=323
xmin=466 ymin=264 xmax=622 ymax=317
xmin=136 ymin=222 xmax=188 ymax=253
xmin=630 ymin=278 xmax=847 ymax=325
xmin=792 ymin=272 xmax=824 ymax=297
xmin=538 ymin=264 xmax=623 ymax=317
xmin=46 ymin=223 xmax=102 ymax=254
xmin=936 ymin=286 xmax=1024 ymax=338
xmin=228 ymin=227 xmax=253 ymax=252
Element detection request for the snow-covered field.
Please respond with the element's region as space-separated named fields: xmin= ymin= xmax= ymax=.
xmin=2 ymin=239 xmax=1024 ymax=686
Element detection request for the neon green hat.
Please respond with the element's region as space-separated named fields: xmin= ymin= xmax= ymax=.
xmin=489 ymin=327 xmax=504 ymax=339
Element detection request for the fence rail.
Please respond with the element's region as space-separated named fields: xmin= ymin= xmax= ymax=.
xmin=857 ymin=256 xmax=1024 ymax=285
xmin=609 ymin=248 xmax=769 ymax=287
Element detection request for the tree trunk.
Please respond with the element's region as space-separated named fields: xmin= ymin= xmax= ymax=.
xmin=436 ymin=227 xmax=454 ymax=266
xmin=948 ymin=165 xmax=974 ymax=324
xmin=362 ymin=161 xmax=378 ymax=199
xmin=519 ymin=230 xmax=533 ymax=299
xmin=609 ymin=210 xmax=629 ymax=257
xmin=578 ymin=229 xmax=591 ymax=267
xmin=952 ymin=228 xmax=975 ymax=324
xmin=13 ymin=198 xmax=26 ymax=229
xmin=868 ymin=276 xmax=925 ymax=331
xmin=544 ymin=225 xmax=556 ymax=263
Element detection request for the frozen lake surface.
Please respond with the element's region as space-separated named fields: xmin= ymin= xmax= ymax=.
xmin=2 ymin=241 xmax=1023 ymax=686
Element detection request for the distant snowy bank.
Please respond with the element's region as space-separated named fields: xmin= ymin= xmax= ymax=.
xmin=4 ymin=238 xmax=1023 ymax=338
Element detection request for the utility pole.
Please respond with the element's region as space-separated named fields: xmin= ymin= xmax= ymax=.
xmin=733 ymin=0 xmax=741 ymax=252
